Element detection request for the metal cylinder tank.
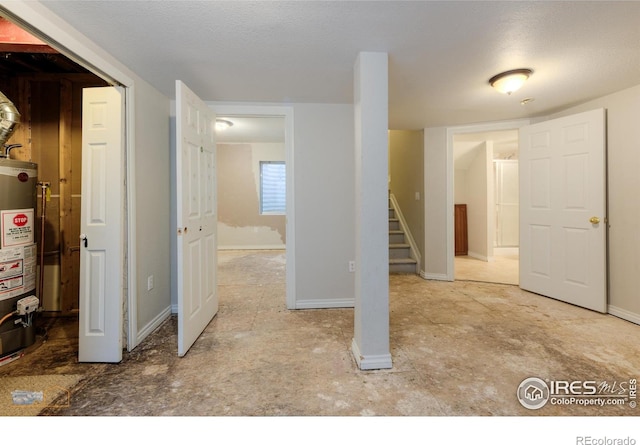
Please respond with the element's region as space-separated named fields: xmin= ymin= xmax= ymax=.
xmin=0 ymin=158 xmax=38 ymax=358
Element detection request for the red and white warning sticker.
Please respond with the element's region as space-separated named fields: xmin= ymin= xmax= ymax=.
xmin=1 ymin=208 xmax=34 ymax=248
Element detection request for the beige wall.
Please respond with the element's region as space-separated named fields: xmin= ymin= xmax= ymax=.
xmin=293 ymin=103 xmax=355 ymax=308
xmin=538 ymin=84 xmax=640 ymax=322
xmin=388 ymin=130 xmax=424 ymax=261
xmin=465 ymin=141 xmax=494 ymax=260
xmin=454 ymin=169 xmax=468 ymax=205
xmin=134 ymin=79 xmax=172 ymax=335
xmin=217 ymin=142 xmax=286 ymax=249
xmin=424 ymin=126 xmax=448 ymax=278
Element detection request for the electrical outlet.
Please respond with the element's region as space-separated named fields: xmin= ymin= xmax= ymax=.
xmin=147 ymin=275 xmax=154 ymax=291
xmin=349 ymin=261 xmax=356 ymax=273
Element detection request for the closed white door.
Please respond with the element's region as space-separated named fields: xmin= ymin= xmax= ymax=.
xmin=175 ymin=80 xmax=218 ymax=357
xmin=79 ymin=87 xmax=124 ymax=362
xmin=519 ymin=108 xmax=606 ymax=312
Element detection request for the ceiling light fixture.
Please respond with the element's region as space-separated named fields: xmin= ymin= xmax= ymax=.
xmin=489 ymin=68 xmax=533 ymax=95
xmin=215 ymin=118 xmax=233 ymax=131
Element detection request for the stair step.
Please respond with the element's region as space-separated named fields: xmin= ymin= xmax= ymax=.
xmin=389 ymin=243 xmax=411 ymax=259
xmin=389 ymin=230 xmax=405 ymax=244
xmin=389 ymin=258 xmax=417 ymax=264
xmin=389 ymin=257 xmax=418 ymax=274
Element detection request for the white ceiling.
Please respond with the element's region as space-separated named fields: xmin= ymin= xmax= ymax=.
xmin=216 ymin=116 xmax=285 ymax=143
xmin=39 ymin=1 xmax=640 ymax=130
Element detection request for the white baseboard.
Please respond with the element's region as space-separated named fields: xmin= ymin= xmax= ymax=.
xmin=608 ymin=305 xmax=640 ymax=326
xmin=218 ymin=245 xmax=285 ymax=251
xmin=136 ymin=306 xmax=172 ymax=345
xmin=295 ymin=298 xmax=354 ymax=309
xmin=420 ymin=271 xmax=451 ymax=281
xmin=171 ymin=303 xmax=178 ymax=314
xmin=351 ymin=338 xmax=393 ymax=370
xmin=468 ymin=251 xmax=494 ymax=262
xmin=494 ymin=247 xmax=519 ymax=256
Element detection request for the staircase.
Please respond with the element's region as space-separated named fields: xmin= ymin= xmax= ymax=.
xmin=389 ymin=199 xmax=419 ymax=274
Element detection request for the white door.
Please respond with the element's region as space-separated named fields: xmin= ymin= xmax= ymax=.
xmin=175 ymin=80 xmax=218 ymax=357
xmin=79 ymin=87 xmax=124 ymax=362
xmin=495 ymin=160 xmax=519 ymax=247
xmin=519 ymin=108 xmax=606 ymax=312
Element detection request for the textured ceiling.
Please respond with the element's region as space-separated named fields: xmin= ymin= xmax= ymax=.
xmin=38 ymin=1 xmax=640 ymax=129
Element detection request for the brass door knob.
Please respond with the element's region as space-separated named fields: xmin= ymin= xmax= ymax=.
xmin=589 ymin=216 xmax=600 ymax=224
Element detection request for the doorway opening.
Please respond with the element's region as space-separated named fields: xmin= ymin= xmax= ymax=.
xmin=451 ymin=128 xmax=520 ymax=285
xmin=0 ymin=11 xmax=133 ymax=362
xmin=215 ymin=115 xmax=288 ymax=311
xmin=0 ymin=18 xmax=107 ymax=315
xmin=209 ymin=105 xmax=295 ymax=310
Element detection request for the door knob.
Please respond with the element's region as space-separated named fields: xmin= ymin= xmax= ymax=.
xmin=80 ymin=234 xmax=88 ymax=248
xmin=589 ymin=216 xmax=600 ymax=224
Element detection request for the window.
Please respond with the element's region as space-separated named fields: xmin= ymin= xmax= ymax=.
xmin=260 ymin=161 xmax=286 ymax=214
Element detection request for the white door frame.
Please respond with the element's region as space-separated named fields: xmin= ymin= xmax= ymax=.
xmin=207 ymin=103 xmax=295 ymax=308
xmin=0 ymin=2 xmax=139 ymax=350
xmin=445 ymin=119 xmax=530 ymax=281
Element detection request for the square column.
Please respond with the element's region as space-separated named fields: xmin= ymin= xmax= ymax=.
xmin=352 ymin=52 xmax=392 ymax=370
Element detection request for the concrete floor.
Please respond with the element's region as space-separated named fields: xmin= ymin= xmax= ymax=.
xmin=1 ymin=250 xmax=639 ymax=417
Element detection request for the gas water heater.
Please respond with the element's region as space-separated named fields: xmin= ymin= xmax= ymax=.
xmin=0 ymin=91 xmax=39 ymax=360
xmin=0 ymin=158 xmax=39 ymax=358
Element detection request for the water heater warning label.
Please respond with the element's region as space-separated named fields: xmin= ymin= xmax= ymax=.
xmin=1 ymin=208 xmax=34 ymax=248
xmin=0 ymin=243 xmax=36 ymax=301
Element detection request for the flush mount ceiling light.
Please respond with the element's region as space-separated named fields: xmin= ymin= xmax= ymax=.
xmin=215 ymin=118 xmax=233 ymax=131
xmin=489 ymin=68 xmax=533 ymax=95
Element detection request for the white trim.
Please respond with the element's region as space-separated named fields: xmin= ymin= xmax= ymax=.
xmin=389 ymin=193 xmax=421 ymax=274
xmin=124 ymin=87 xmax=138 ymax=351
xmin=171 ymin=303 xmax=178 ymax=314
xmin=207 ymin=103 xmax=296 ymax=310
xmin=295 ymin=298 xmax=354 ymax=309
xmin=0 ymin=2 xmax=134 ymax=87
xmin=446 ymin=119 xmax=530 ymax=282
xmin=420 ymin=271 xmax=450 ymax=281
xmin=467 ymin=251 xmax=494 ymax=262
xmin=218 ymin=245 xmax=285 ymax=251
xmin=608 ymin=305 xmax=640 ymax=326
xmin=136 ymin=306 xmax=172 ymax=343
xmin=351 ymin=338 xmax=392 ymax=370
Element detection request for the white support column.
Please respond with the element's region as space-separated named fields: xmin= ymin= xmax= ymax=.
xmin=352 ymin=52 xmax=392 ymax=370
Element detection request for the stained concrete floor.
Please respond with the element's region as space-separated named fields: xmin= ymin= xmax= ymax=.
xmin=1 ymin=250 xmax=639 ymax=417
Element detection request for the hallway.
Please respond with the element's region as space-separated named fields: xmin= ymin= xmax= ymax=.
xmin=454 ymin=249 xmax=519 ymax=285
xmin=1 ymin=250 xmax=638 ymax=417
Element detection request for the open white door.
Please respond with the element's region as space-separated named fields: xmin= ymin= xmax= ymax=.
xmin=79 ymin=87 xmax=124 ymax=362
xmin=175 ymin=80 xmax=218 ymax=356
xmin=519 ymin=108 xmax=606 ymax=312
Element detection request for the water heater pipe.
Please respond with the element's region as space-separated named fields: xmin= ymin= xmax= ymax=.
xmin=0 ymin=91 xmax=21 ymax=149
xmin=38 ymin=182 xmax=50 ymax=310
